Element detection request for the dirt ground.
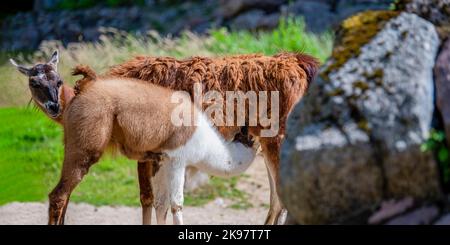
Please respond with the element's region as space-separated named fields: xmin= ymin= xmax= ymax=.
xmin=0 ymin=156 xmax=270 ymax=225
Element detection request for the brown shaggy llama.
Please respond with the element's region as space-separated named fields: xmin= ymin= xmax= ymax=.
xmin=108 ymin=52 xmax=319 ymax=224
xmin=11 ymin=56 xmax=258 ymax=225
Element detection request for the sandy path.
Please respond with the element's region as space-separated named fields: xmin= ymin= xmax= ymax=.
xmin=0 ymin=156 xmax=269 ymax=225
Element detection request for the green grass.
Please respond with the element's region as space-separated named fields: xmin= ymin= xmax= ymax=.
xmin=0 ymin=18 xmax=332 ymax=207
xmin=209 ymin=18 xmax=332 ymax=61
xmin=185 ymin=175 xmax=252 ymax=209
xmin=0 ymin=107 xmax=136 ymax=206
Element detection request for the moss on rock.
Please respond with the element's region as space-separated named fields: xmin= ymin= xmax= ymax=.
xmin=322 ymin=10 xmax=399 ymax=78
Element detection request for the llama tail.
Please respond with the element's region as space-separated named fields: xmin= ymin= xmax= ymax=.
xmin=72 ymin=64 xmax=97 ymax=80
xmin=293 ymin=53 xmax=320 ymax=86
xmin=72 ymin=65 xmax=97 ymax=95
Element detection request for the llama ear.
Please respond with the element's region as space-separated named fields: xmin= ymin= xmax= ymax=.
xmin=10 ymin=59 xmax=31 ymax=76
xmin=48 ymin=50 xmax=59 ymax=70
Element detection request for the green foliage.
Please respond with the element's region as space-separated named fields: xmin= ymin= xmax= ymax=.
xmin=421 ymin=129 xmax=450 ymax=183
xmin=209 ymin=17 xmax=332 ymax=62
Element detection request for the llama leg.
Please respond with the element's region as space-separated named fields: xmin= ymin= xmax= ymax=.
xmin=137 ymin=161 xmax=154 ymax=225
xmin=263 ymin=161 xmax=283 ymax=225
xmin=152 ymin=161 xmax=169 ymax=225
xmin=48 ymin=151 xmax=100 ymax=225
xmin=167 ymin=162 xmax=185 ymax=225
xmin=172 ymin=206 xmax=183 ymax=225
xmin=155 ymin=205 xmax=169 ymax=225
xmin=260 ymin=136 xmax=286 ymax=225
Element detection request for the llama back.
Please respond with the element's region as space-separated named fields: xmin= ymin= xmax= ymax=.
xmin=107 ymin=53 xmax=320 ymax=136
xmin=108 ymin=53 xmax=319 ymax=96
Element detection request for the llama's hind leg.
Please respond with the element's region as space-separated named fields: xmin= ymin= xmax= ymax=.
xmin=48 ymin=150 xmax=101 ymax=225
xmin=260 ymin=136 xmax=286 ymax=225
xmin=137 ymin=161 xmax=155 ymax=225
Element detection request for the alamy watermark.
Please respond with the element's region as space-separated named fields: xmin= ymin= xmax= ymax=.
xmin=170 ymin=83 xmax=280 ymax=137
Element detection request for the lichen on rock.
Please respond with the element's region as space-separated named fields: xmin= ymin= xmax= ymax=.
xmin=323 ymin=10 xmax=399 ymax=78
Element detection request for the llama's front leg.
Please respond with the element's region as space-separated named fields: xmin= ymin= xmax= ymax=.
xmin=153 ymin=159 xmax=185 ymax=225
xmin=137 ymin=161 xmax=155 ymax=225
xmin=155 ymin=205 xmax=169 ymax=225
xmin=152 ymin=161 xmax=169 ymax=225
xmin=167 ymin=160 xmax=186 ymax=225
xmin=48 ymin=151 xmax=99 ymax=225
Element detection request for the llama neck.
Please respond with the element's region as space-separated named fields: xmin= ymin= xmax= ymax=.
xmin=54 ymin=84 xmax=75 ymax=124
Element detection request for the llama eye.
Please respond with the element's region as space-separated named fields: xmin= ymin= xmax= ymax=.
xmin=57 ymin=80 xmax=63 ymax=87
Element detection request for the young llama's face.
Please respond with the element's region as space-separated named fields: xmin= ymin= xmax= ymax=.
xmin=10 ymin=51 xmax=64 ymax=118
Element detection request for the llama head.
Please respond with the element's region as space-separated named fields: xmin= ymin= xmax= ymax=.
xmin=10 ymin=51 xmax=64 ymax=119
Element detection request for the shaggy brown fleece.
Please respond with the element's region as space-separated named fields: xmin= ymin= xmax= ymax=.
xmin=108 ymin=52 xmax=319 ymax=138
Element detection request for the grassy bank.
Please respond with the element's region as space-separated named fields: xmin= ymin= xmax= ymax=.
xmin=0 ymin=19 xmax=332 ymax=207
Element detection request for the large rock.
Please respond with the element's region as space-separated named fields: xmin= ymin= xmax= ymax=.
xmin=435 ymin=39 xmax=450 ymax=147
xmin=280 ymin=12 xmax=441 ymax=224
xmin=281 ymin=123 xmax=383 ymax=224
